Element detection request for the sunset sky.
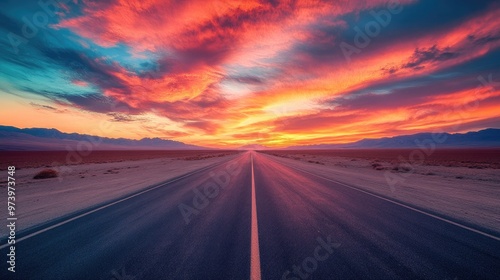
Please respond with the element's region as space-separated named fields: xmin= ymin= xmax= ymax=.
xmin=0 ymin=0 xmax=499 ymax=148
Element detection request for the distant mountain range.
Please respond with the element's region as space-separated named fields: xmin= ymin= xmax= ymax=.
xmin=1 ymin=125 xmax=499 ymax=151
xmin=284 ymin=128 xmax=500 ymax=149
xmin=0 ymin=125 xmax=207 ymax=151
xmin=238 ymin=144 xmax=268 ymax=150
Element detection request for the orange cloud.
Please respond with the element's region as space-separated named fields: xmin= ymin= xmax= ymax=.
xmin=3 ymin=0 xmax=497 ymax=148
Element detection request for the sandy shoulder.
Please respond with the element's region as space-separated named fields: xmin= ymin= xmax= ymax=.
xmin=261 ymin=152 xmax=500 ymax=234
xmin=0 ymin=154 xmax=240 ymax=237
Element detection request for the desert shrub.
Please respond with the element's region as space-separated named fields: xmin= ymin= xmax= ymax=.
xmin=392 ymin=166 xmax=412 ymax=173
xmin=33 ymin=169 xmax=59 ymax=179
xmin=370 ymin=161 xmax=385 ymax=170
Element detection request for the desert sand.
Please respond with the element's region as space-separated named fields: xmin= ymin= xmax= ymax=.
xmin=1 ymin=149 xmax=498 ymax=239
xmin=261 ymin=150 xmax=500 ymax=234
xmin=0 ymin=152 xmax=241 ymax=237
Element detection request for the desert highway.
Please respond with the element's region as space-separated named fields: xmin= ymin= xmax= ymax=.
xmin=1 ymin=151 xmax=499 ymax=279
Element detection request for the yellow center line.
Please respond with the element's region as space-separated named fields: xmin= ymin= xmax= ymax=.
xmin=250 ymin=153 xmax=262 ymax=280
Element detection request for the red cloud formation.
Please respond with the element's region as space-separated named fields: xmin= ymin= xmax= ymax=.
xmin=45 ymin=0 xmax=500 ymax=146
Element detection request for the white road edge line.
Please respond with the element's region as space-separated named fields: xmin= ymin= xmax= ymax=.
xmin=266 ymin=154 xmax=500 ymax=242
xmin=0 ymin=162 xmax=223 ymax=250
xmin=250 ymin=154 xmax=262 ymax=280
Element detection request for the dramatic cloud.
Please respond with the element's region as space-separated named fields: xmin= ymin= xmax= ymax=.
xmin=0 ymin=0 xmax=499 ymax=147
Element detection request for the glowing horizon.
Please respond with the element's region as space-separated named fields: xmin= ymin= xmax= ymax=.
xmin=0 ymin=0 xmax=499 ymax=148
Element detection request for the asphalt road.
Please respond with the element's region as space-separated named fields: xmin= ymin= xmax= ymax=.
xmin=1 ymin=151 xmax=499 ymax=279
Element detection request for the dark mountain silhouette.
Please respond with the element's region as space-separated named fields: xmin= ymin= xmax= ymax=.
xmin=0 ymin=125 xmax=207 ymax=150
xmin=284 ymin=128 xmax=500 ymax=149
xmin=238 ymin=144 xmax=269 ymax=150
xmin=2 ymin=125 xmax=498 ymax=151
